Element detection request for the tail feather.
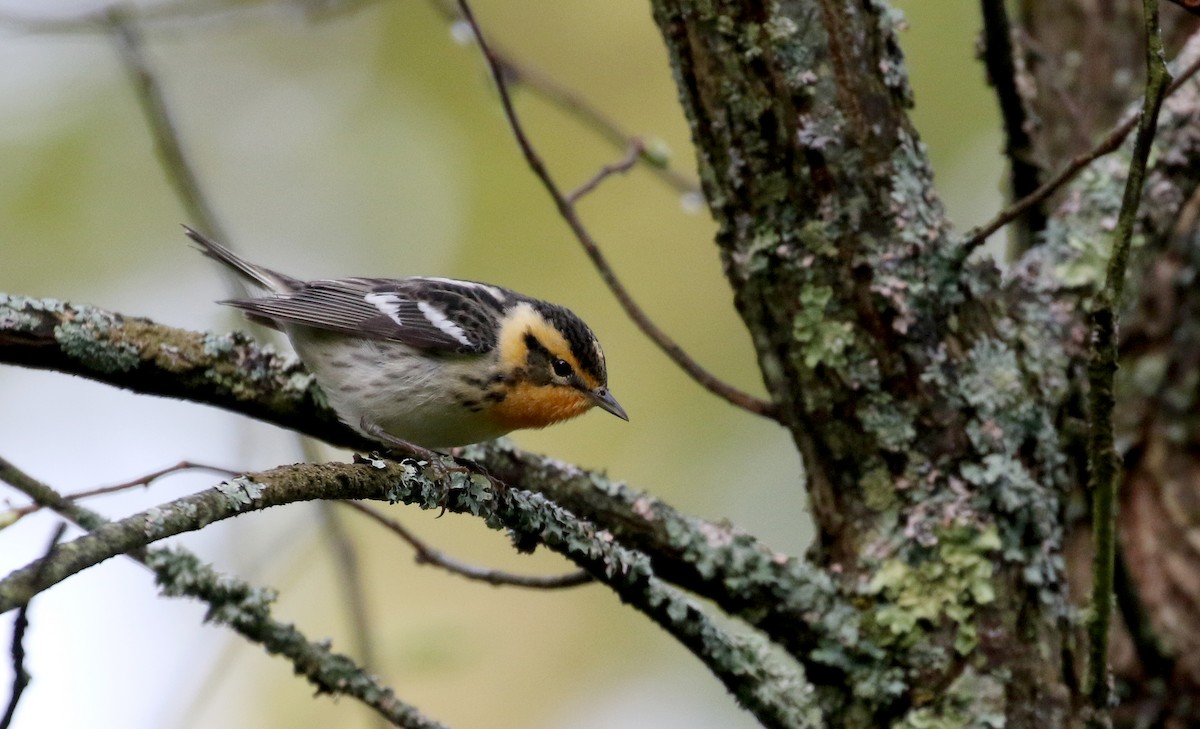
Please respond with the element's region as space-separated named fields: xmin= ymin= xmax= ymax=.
xmin=182 ymin=225 xmax=300 ymax=294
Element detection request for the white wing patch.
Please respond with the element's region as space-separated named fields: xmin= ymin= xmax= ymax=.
xmin=417 ymin=301 xmax=473 ymax=347
xmin=364 ymin=292 xmax=406 ymax=326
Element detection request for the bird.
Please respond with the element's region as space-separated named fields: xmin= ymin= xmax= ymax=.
xmin=185 ymin=226 xmax=627 ymax=450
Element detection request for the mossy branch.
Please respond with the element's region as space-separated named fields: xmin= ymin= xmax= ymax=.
xmin=0 ymin=456 xmax=446 ymax=729
xmin=1084 ymin=0 xmax=1172 ymax=715
xmin=0 ymin=454 xmax=817 ymax=728
xmin=0 ymin=292 xmax=873 ymax=677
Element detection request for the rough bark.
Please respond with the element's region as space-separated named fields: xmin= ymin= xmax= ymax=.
xmin=650 ymin=2 xmax=1077 ymax=725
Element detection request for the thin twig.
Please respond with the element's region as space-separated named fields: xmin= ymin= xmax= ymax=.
xmin=1085 ymin=0 xmax=1171 ymax=717
xmin=4 ymin=0 xmax=702 ymax=200
xmin=567 ymin=141 xmax=644 ymax=204
xmin=425 ymin=0 xmax=700 ymax=198
xmin=454 ymin=0 xmax=779 ymax=421
xmin=5 ymin=462 xmax=238 ymax=520
xmin=318 ymin=503 xmax=380 ymax=670
xmin=979 ymin=0 xmax=1045 ymax=252
xmin=0 ymin=0 xmax=276 ymax=33
xmin=1 ymin=523 xmax=67 ymax=729
xmin=345 ymin=502 xmax=593 ymax=589
xmin=964 ymin=51 xmax=1200 ymax=254
xmin=104 ymin=9 xmax=245 ymax=298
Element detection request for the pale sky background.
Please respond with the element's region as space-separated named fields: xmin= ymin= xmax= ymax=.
xmin=0 ymin=1 xmax=1000 ymax=727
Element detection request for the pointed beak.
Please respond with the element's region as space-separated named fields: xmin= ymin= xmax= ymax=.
xmin=590 ymin=387 xmax=629 ymax=421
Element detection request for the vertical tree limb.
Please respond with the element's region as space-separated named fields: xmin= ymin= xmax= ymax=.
xmin=1084 ymin=0 xmax=1171 ymax=714
xmin=980 ymin=0 xmax=1045 ymax=251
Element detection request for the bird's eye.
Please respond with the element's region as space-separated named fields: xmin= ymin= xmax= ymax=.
xmin=552 ymin=358 xmax=573 ymax=378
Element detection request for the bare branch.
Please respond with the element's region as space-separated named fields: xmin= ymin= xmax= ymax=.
xmin=1 ymin=524 xmax=66 ymax=729
xmin=423 ymin=0 xmax=700 ymax=198
xmin=5 ymin=461 xmax=239 ymax=521
xmin=964 ymin=50 xmax=1200 ymax=254
xmin=345 ymin=501 xmax=592 ymax=589
xmin=454 ymin=0 xmax=779 ymax=421
xmin=106 ymin=12 xmax=225 ymax=241
xmin=979 ymin=0 xmax=1045 ymax=251
xmin=1084 ymin=0 xmax=1171 ymax=714
xmin=567 ymin=142 xmax=644 ymax=205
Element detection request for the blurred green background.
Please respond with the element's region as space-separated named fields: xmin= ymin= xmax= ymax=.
xmin=0 ymin=1 xmax=1000 ymax=727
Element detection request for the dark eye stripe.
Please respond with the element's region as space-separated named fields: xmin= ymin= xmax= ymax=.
xmin=524 ymin=332 xmax=551 ymax=357
xmin=528 ymin=300 xmax=606 ymax=385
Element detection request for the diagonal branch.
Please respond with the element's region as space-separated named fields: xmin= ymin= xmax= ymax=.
xmin=0 ymin=456 xmax=819 ymax=728
xmin=964 ymin=50 xmax=1200 ymax=253
xmin=0 ymin=524 xmax=65 ymax=729
xmin=106 ymin=11 xmax=228 ymax=250
xmin=453 ymin=0 xmax=779 ymax=421
xmin=0 ymin=295 xmax=863 ymax=675
xmin=344 ymin=501 xmax=592 ymax=589
xmin=422 ymin=0 xmax=700 ymax=197
xmin=0 ymin=457 xmax=445 ymax=729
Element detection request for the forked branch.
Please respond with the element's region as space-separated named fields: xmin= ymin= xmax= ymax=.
xmin=454 ymin=0 xmax=780 ymax=421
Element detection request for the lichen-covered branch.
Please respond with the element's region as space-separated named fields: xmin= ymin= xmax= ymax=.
xmin=0 ymin=455 xmax=818 ymax=728
xmin=0 ymin=293 xmax=351 ymax=445
xmin=0 ymin=293 xmax=869 ymax=683
xmin=464 ymin=442 xmax=882 ymax=684
xmin=0 ymin=456 xmax=446 ymax=729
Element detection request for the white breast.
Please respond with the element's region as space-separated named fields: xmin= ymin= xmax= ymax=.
xmin=287 ymin=327 xmax=508 ymax=448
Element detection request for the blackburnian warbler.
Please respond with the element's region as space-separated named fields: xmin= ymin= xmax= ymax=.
xmin=185 ymin=227 xmax=627 ymax=449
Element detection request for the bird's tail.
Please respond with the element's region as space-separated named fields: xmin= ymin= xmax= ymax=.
xmin=182 ymin=225 xmax=300 ymax=294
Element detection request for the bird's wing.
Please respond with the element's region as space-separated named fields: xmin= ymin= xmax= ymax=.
xmin=222 ymin=276 xmax=514 ymax=355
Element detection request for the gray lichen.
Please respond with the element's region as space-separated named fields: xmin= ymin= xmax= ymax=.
xmin=53 ymin=308 xmax=140 ymax=374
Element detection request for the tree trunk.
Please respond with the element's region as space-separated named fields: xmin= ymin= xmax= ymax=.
xmin=650 ymin=1 xmax=1200 ymax=725
xmin=651 ymin=2 xmax=1074 ymax=725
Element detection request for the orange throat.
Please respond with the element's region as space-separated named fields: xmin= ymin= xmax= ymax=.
xmin=489 ymin=383 xmax=594 ymax=431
